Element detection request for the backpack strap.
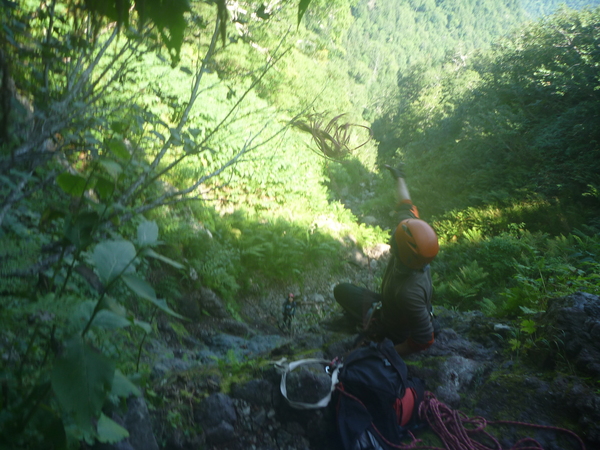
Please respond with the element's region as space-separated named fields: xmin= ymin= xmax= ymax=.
xmin=341 ymin=340 xmax=381 ymax=367
xmin=377 ymin=339 xmax=408 ymax=395
xmin=274 ymin=358 xmax=342 ymax=410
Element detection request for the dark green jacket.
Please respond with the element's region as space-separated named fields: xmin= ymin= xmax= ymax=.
xmin=380 ymin=201 xmax=434 ymax=349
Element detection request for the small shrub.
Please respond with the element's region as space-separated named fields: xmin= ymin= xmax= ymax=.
xmin=475 ymin=233 xmax=533 ymax=285
xmin=435 ymin=260 xmax=489 ymax=310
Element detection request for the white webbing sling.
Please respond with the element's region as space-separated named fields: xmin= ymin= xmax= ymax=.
xmin=274 ymin=358 xmax=342 ymax=410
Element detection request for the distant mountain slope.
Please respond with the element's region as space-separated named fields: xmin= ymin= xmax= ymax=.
xmin=521 ymin=0 xmax=600 ymax=18
xmin=342 ymin=0 xmax=527 ymax=118
xmin=372 ymin=7 xmax=600 ymax=223
xmin=337 ymin=0 xmax=600 ymax=119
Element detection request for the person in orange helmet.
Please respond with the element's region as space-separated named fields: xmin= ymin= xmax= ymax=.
xmin=333 ymin=163 xmax=439 ymax=356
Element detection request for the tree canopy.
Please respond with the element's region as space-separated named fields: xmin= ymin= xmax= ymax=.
xmin=373 ymin=7 xmax=600 ymax=224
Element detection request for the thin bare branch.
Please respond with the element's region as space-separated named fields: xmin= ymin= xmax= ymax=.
xmin=119 ymin=16 xmax=223 ymax=205
xmin=12 ymin=28 xmax=118 ymax=162
xmin=88 ymin=40 xmax=137 ymax=95
xmin=67 ymin=26 xmax=118 ymax=104
xmin=128 ymin=124 xmax=268 ymax=219
xmin=88 ymin=50 xmax=140 ymax=105
xmin=125 ymin=111 xmax=299 ymax=220
xmin=124 ymin=42 xmax=293 ymax=207
xmin=8 ymin=246 xmax=75 ymax=278
xmin=43 ymin=0 xmax=58 ymax=92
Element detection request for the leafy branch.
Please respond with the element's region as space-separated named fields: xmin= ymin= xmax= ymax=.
xmin=120 ymin=30 xmax=294 ymax=209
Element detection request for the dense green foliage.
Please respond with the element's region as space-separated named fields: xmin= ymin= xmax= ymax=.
xmin=374 ymin=7 xmax=600 ymax=216
xmin=2 ymin=0 xmax=600 ymax=447
xmin=372 ymin=7 xmax=600 ymax=335
xmin=0 ymin=1 xmax=381 ymax=446
xmin=522 ymin=0 xmax=600 ymax=18
xmin=344 ymin=0 xmax=527 ymax=115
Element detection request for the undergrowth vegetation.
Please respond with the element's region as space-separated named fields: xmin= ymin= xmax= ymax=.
xmin=2 ymin=0 xmax=600 ymax=447
xmin=153 ymin=202 xmax=357 ymax=302
xmin=433 ymin=221 xmax=600 ymax=317
xmin=371 ymin=7 xmax=600 ymax=337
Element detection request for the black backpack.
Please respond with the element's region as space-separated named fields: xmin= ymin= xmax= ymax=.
xmin=334 ymin=339 xmax=424 ymax=450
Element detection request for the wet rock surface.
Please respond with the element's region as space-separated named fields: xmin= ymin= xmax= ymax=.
xmin=92 ymin=397 xmax=159 ymax=450
xmin=541 ymin=291 xmax=600 ymax=378
xmin=107 ymin=287 xmax=600 ymax=450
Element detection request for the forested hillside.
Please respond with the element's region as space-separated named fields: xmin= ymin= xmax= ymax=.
xmin=371 ymin=5 xmax=600 ymax=320
xmin=1 ymin=0 xmax=600 ymax=448
xmin=342 ymin=0 xmax=527 ymax=117
xmin=522 ymin=0 xmax=600 ymax=17
xmin=374 ymin=7 xmax=600 ymax=218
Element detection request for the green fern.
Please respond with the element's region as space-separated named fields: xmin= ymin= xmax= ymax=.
xmin=479 ymin=297 xmax=497 ymax=317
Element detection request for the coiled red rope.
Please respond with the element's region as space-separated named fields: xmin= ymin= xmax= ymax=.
xmin=416 ymin=391 xmax=587 ymax=450
xmin=337 ymin=388 xmax=586 ymax=450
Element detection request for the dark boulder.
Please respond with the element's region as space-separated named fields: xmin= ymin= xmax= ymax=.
xmin=194 ymin=392 xmax=237 ymax=428
xmin=93 ymin=397 xmax=158 ymax=450
xmin=194 ymin=392 xmax=238 ymax=444
xmin=541 ymin=291 xmax=600 ymax=377
xmin=285 ymin=368 xmax=332 ymax=405
xmin=122 ymin=397 xmax=159 ymax=450
xmin=231 ymin=379 xmax=278 ymax=407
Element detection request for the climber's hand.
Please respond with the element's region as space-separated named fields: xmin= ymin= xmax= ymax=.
xmin=385 ymin=163 xmax=405 ymax=180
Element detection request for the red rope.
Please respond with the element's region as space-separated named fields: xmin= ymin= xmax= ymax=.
xmin=417 ymin=391 xmax=587 ymax=450
xmin=490 ymin=420 xmax=586 ymax=450
xmin=336 ymin=387 xmax=586 ymax=450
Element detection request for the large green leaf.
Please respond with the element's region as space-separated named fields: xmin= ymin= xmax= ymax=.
xmin=138 ymin=0 xmax=190 ymax=63
xmin=57 ymin=173 xmax=87 ymax=196
xmin=97 ymin=413 xmax=129 ymax=444
xmin=92 ymin=310 xmax=131 ymax=329
xmin=82 ymin=0 xmax=192 ymax=63
xmin=106 ymin=138 xmax=130 ymax=160
xmin=133 ymin=319 xmax=152 ymax=334
xmin=122 ymin=274 xmax=185 ymax=319
xmin=64 ymin=212 xmax=99 ymax=249
xmin=137 ymin=221 xmax=159 ymax=246
xmin=98 ymin=159 xmax=123 ymax=179
xmin=298 ymin=0 xmax=313 ymax=25
xmin=73 ymin=301 xmax=95 ymax=331
xmin=152 ymin=298 xmax=186 ymax=320
xmin=101 ymin=296 xmax=127 ymax=315
xmin=95 ymin=176 xmax=115 ymax=201
xmin=143 ymin=248 xmax=185 ymax=269
xmin=91 ymin=241 xmax=136 ymax=284
xmin=121 ymin=273 xmax=156 ymax=302
xmin=111 ymin=369 xmax=141 ymax=398
xmin=51 ymin=336 xmax=115 ymax=433
xmin=84 ymin=0 xmax=129 ymax=24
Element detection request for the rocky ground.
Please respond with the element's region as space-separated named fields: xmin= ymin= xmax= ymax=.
xmin=94 ymin=236 xmax=600 ymax=450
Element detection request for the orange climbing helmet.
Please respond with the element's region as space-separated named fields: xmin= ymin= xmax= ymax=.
xmin=394 ymin=219 xmax=439 ymax=269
